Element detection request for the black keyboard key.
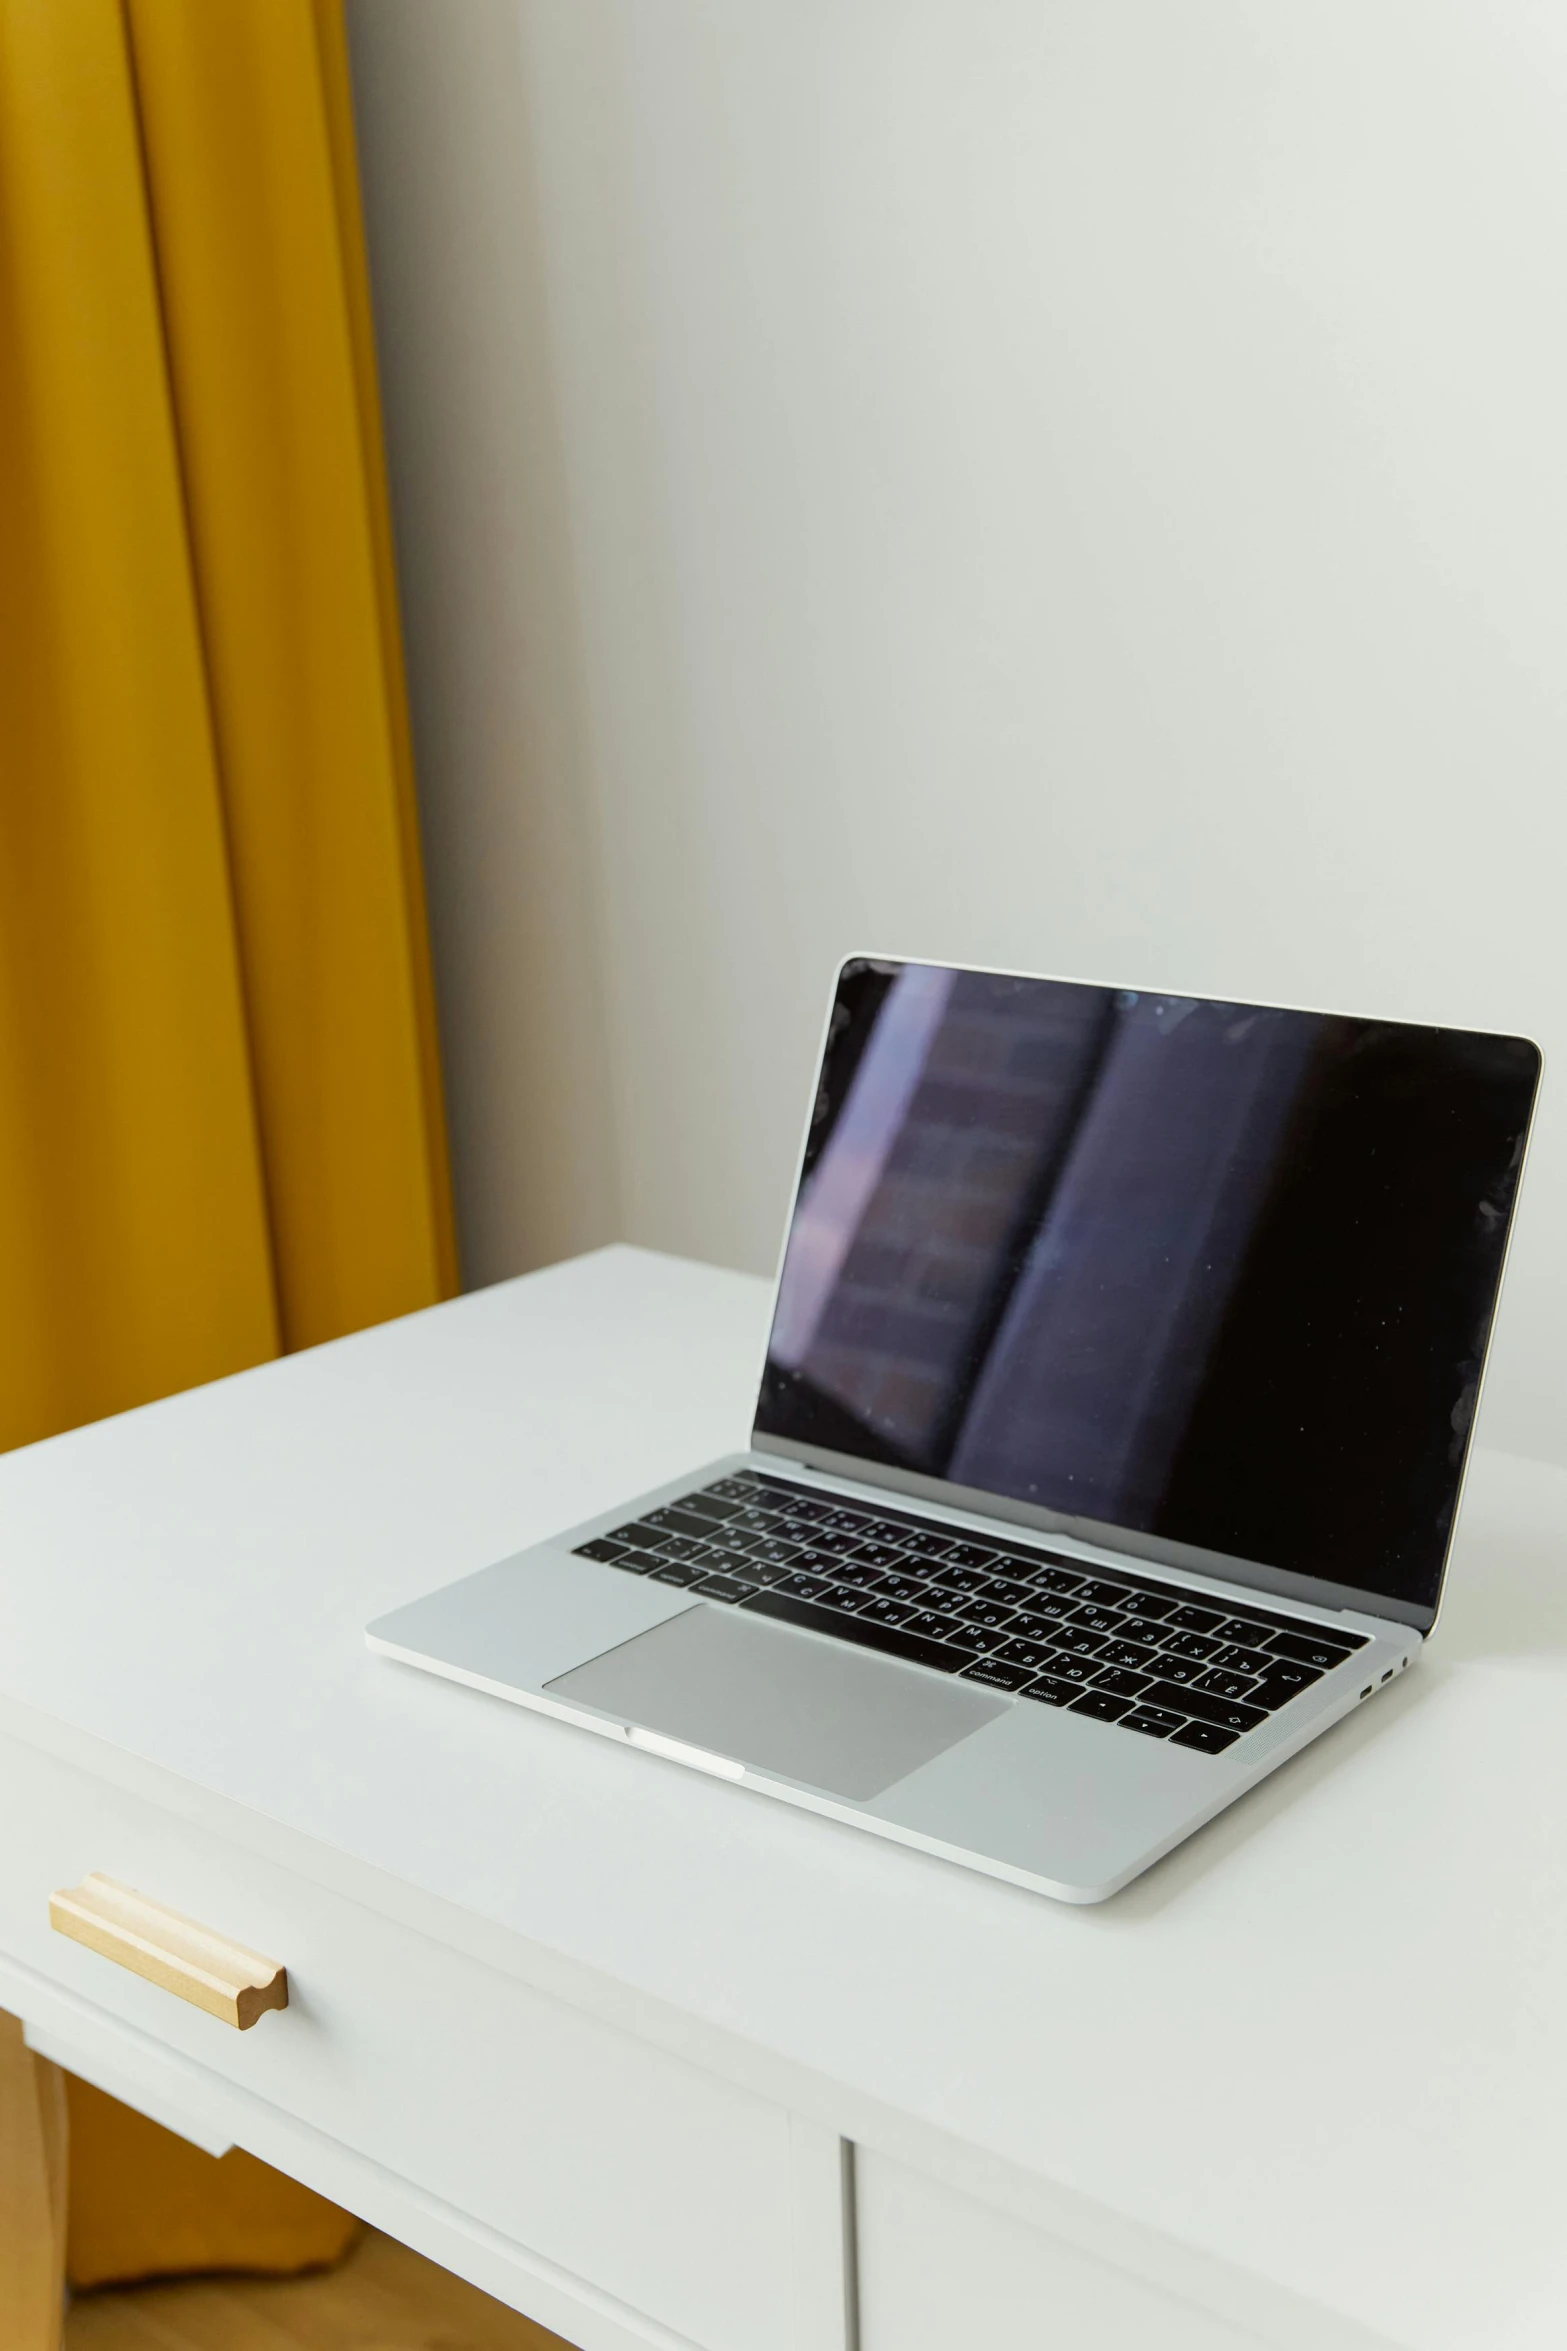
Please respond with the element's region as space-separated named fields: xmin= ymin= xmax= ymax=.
xmin=1193 ymin=1669 xmax=1260 ymax=1702
xmin=1269 ymin=1628 xmax=1361 ymax=1670
xmin=1004 ymin=1614 xmax=1063 ymax=1647
xmin=897 ymin=1528 xmax=957 ymax=1559
xmin=978 ymin=1576 xmax=1033 ymax=1608
xmin=1093 ymin=1667 xmax=1153 ymax=1700
xmin=728 ymin=1557 xmax=787 ymax=1585
xmin=774 ymin=1571 xmax=837 ymax=1600
xmin=614 ymin=1547 xmax=665 ymax=1574
xmin=1151 ymin=1652 xmax=1206 ymax=1686
xmin=876 ymin=1571 xmax=932 ymax=1604
xmin=1248 ymin=1663 xmax=1323 ymax=1710
xmin=1116 ymin=1617 xmax=1172 ymax=1648
xmin=1053 ymin=1627 xmax=1107 ymax=1659
xmin=1215 ymin=1617 xmax=1274 ymax=1648
xmin=924 ymin=1563 xmax=991 ymax=1596
xmin=1142 ymin=1680 xmax=1265 ymax=1734
xmin=695 ymin=1573 xmax=753 ymax=1602
xmin=1211 ymin=1644 xmax=1272 ymax=1676
xmin=956 ymin=1597 xmax=1017 ymax=1632
xmin=653 ymin=1535 xmax=717 ymax=1565
xmin=680 ymin=1493 xmax=741 ymax=1521
xmin=749 ymin=1538 xmax=811 ymax=1568
xmin=1120 ymin=1705 xmax=1185 ymax=1738
xmin=1041 ymin=1650 xmax=1098 ymax=1684
xmin=1163 ymin=1631 xmax=1221 ymax=1663
xmin=744 ymin=1588 xmax=966 ymax=1674
xmin=1034 ymin=1566 xmax=1088 ymax=1594
xmin=1167 ymin=1603 xmax=1225 ymax=1634
xmin=650 ymin=1561 xmax=703 ymax=1587
xmin=824 ymin=1558 xmax=886 ymax=1589
xmin=643 ymin=1506 xmax=720 ymax=1539
xmin=1171 ymin=1721 xmax=1242 ymax=1754
xmin=1022 ymin=1674 xmax=1080 ymax=1707
xmin=1069 ymin=1605 xmax=1127 ymax=1636
xmin=1013 ymin=1594 xmax=1078 ymax=1628
xmin=843 ymin=1541 xmax=904 ymax=1568
xmin=1097 ymin=1640 xmax=1159 ymax=1672
xmin=993 ymin=1637 xmax=1056 ymax=1672
xmin=708 ymin=1477 xmax=755 ymax=1501
xmin=801 ymin=1526 xmax=864 ymax=1556
xmin=854 ymin=1595 xmax=917 ymax=1628
xmin=962 ymin=1656 xmax=1034 ymax=1691
xmin=1123 ymin=1590 xmax=1178 ymax=1619
xmin=777 ymin=1498 xmax=835 ymax=1525
xmin=1071 ymin=1689 xmax=1133 ymax=1724
xmin=902 ymin=1609 xmax=982 ymax=1653
xmin=944 ymin=1542 xmax=999 ymax=1569
xmin=1075 ymin=1580 xmax=1132 ymax=1608
xmin=575 ymin=1538 xmax=631 ymax=1563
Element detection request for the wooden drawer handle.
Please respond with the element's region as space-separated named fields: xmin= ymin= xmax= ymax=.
xmin=49 ymin=1874 xmax=288 ymax=2030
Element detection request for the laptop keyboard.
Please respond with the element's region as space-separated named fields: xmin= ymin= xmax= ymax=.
xmin=572 ymin=1471 xmax=1369 ymax=1755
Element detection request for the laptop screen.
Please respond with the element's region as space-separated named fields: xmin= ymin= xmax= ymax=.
xmin=754 ymin=961 xmax=1540 ymax=1617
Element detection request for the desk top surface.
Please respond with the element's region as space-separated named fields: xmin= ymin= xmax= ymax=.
xmin=3 ymin=1245 xmax=1566 ymax=2351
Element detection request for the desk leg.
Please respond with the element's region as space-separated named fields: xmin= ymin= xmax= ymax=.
xmin=0 ymin=2008 xmax=68 ymax=2351
xmin=789 ymin=2115 xmax=857 ymax=2351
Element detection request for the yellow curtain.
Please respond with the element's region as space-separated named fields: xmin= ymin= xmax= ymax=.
xmin=0 ymin=0 xmax=456 ymax=2292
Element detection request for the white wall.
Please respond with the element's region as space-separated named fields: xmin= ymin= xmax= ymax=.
xmin=347 ymin=0 xmax=1567 ymax=1468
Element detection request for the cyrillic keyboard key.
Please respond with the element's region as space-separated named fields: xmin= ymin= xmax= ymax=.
xmin=1192 ymin=1669 xmax=1261 ymax=1702
xmin=1211 ymin=1644 xmax=1272 ymax=1676
xmin=993 ymin=1637 xmax=1056 ymax=1672
xmin=1053 ymin=1628 xmax=1107 ymax=1658
xmin=1068 ymin=1605 xmax=1126 ymax=1635
xmin=1041 ymin=1651 xmax=1098 ymax=1684
xmin=1163 ymin=1631 xmax=1221 ymax=1663
xmin=853 ymin=1596 xmax=917 ymax=1628
xmin=774 ymin=1572 xmax=835 ymax=1600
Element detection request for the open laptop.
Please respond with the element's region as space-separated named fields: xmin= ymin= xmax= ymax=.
xmin=368 ymin=959 xmax=1541 ymax=1902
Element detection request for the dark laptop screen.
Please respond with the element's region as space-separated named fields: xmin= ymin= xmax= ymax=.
xmin=754 ymin=961 xmax=1540 ymax=1615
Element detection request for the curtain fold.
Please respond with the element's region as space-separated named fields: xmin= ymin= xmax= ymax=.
xmin=0 ymin=0 xmax=456 ymax=2290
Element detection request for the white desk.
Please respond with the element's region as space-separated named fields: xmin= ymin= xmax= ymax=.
xmin=2 ymin=1245 xmax=1565 ymax=2351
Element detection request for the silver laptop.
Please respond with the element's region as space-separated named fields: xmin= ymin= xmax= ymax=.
xmin=368 ymin=959 xmax=1540 ymax=1903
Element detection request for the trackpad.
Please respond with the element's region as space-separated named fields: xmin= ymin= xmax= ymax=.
xmin=546 ymin=1603 xmax=1005 ymax=1800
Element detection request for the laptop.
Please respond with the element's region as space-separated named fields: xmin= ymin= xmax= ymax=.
xmin=368 ymin=959 xmax=1541 ymax=1903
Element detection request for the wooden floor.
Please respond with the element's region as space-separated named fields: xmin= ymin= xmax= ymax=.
xmin=64 ymin=2229 xmax=570 ymax=2351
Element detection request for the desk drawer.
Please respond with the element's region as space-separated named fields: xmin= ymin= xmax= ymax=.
xmin=857 ymin=2153 xmax=1266 ymax=2351
xmin=0 ymin=1728 xmax=798 ymax=2351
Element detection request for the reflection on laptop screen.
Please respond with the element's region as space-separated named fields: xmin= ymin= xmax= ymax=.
xmin=756 ymin=961 xmax=1540 ymax=1613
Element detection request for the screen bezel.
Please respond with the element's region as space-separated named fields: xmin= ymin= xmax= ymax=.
xmin=750 ymin=954 xmax=1544 ymax=1636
